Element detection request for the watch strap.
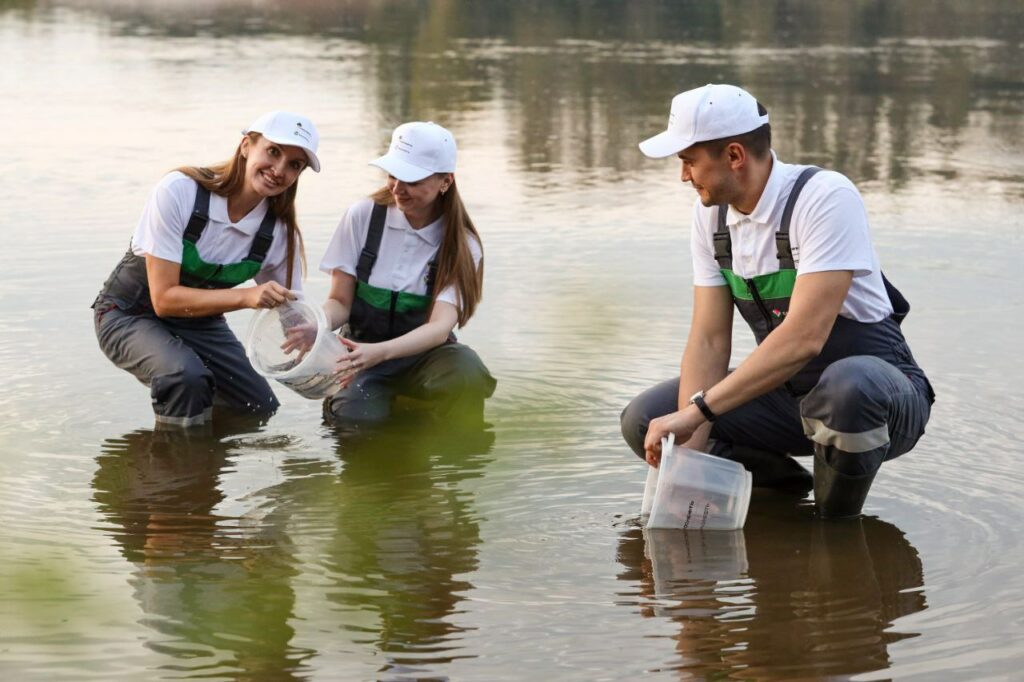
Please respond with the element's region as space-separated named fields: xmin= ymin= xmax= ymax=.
xmin=691 ymin=391 xmax=717 ymax=422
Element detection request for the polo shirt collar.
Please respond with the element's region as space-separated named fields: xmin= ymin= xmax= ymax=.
xmin=208 ymin=192 xmax=269 ymax=235
xmin=386 ymin=205 xmax=444 ymax=247
xmin=725 ymin=150 xmax=784 ymax=227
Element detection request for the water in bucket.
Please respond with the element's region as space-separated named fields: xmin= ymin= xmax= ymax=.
xmin=643 ymin=433 xmax=752 ymax=531
xmin=245 ymin=299 xmax=348 ymax=400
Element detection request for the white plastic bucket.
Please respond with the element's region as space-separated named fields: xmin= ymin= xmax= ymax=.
xmin=644 ymin=434 xmax=752 ymax=531
xmin=244 ymin=299 xmax=347 ymax=400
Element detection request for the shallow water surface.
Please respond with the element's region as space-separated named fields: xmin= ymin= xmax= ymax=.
xmin=1 ymin=1 xmax=1023 ymax=680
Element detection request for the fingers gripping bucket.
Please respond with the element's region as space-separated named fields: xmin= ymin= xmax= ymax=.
xmin=643 ymin=434 xmax=752 ymax=531
xmin=245 ymin=300 xmax=347 ymax=400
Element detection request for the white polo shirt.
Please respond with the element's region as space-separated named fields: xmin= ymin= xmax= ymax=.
xmin=320 ymin=197 xmax=482 ymax=311
xmin=130 ymin=172 xmax=303 ymax=291
xmin=690 ymin=152 xmax=892 ymax=323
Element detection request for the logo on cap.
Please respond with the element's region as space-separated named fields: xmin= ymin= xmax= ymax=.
xmin=292 ymin=122 xmax=312 ymax=143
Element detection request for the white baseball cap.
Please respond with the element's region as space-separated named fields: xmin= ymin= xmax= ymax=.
xmin=243 ymin=111 xmax=321 ymax=172
xmin=370 ymin=121 xmax=456 ymax=182
xmin=639 ymin=84 xmax=769 ymax=159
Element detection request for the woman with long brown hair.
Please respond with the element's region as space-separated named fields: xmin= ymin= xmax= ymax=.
xmin=93 ymin=111 xmax=321 ymax=427
xmin=320 ymin=121 xmax=495 ymax=424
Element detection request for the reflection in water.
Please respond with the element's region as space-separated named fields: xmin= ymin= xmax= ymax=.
xmin=91 ymin=413 xmax=495 ymax=679
xmin=314 ymin=416 xmax=494 ymax=679
xmin=3 ymin=0 xmax=1021 ymax=678
xmin=617 ymin=494 xmax=926 ymax=679
xmin=92 ymin=421 xmax=311 ymax=680
xmin=11 ymin=0 xmax=1023 ymax=191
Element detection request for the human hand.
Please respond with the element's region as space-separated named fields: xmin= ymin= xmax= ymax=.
xmin=335 ymin=337 xmax=386 ymax=389
xmin=247 ymin=281 xmax=295 ymax=310
xmin=280 ymin=321 xmax=317 ymax=359
xmin=643 ymin=408 xmax=703 ymax=467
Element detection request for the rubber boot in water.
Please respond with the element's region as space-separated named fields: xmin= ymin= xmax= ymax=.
xmin=813 ymin=450 xmax=877 ymax=519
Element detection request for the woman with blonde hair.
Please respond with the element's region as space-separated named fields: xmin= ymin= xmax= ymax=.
xmin=320 ymin=121 xmax=495 ymax=424
xmin=93 ymin=111 xmax=320 ymax=427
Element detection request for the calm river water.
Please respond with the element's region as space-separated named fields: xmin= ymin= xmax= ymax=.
xmin=2 ymin=1 xmax=1023 ymax=680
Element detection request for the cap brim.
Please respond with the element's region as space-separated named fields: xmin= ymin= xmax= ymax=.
xmin=638 ymin=130 xmax=694 ymax=159
xmin=369 ymin=154 xmax=434 ymax=183
xmin=300 ymin=150 xmax=321 ymax=173
xmin=248 ymin=131 xmax=321 ymax=172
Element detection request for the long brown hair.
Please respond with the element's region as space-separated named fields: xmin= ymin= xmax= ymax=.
xmin=370 ymin=178 xmax=484 ymax=327
xmin=176 ymin=132 xmax=306 ymax=288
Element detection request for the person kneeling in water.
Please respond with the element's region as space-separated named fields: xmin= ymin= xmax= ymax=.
xmin=319 ymin=121 xmax=496 ymax=426
xmin=93 ymin=111 xmax=320 ymax=427
xmin=621 ymin=85 xmax=934 ymax=519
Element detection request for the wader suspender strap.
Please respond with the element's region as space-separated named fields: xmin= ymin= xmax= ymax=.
xmin=776 ymin=167 xmax=821 ymax=269
xmin=713 ymin=205 xmax=731 ymax=269
xmin=245 ymin=206 xmax=278 ymax=263
xmin=183 ymin=186 xmax=277 ymax=265
xmin=355 ymin=203 xmax=440 ymax=296
xmin=425 ymin=260 xmax=438 ymax=296
xmin=357 ymin=203 xmax=388 ymax=282
xmin=711 ymin=166 xmax=822 ymax=271
xmin=183 ymin=186 xmax=211 ymax=244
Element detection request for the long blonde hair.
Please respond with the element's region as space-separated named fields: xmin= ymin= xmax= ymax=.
xmin=176 ymin=132 xmax=306 ymax=288
xmin=370 ymin=179 xmax=484 ymax=327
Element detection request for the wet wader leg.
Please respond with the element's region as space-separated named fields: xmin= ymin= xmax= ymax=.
xmin=323 ymin=368 xmax=399 ymax=424
xmin=95 ymin=306 xmax=215 ymax=427
xmin=620 ymin=377 xmax=679 ymax=460
xmin=165 ymin=316 xmax=279 ymax=418
xmin=802 ymin=356 xmax=931 ymax=519
xmin=399 ymin=343 xmax=497 ymax=427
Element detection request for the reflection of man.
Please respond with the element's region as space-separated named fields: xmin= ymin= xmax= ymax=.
xmin=616 ymin=499 xmax=927 ymax=678
xmin=621 ymin=84 xmax=935 ymax=517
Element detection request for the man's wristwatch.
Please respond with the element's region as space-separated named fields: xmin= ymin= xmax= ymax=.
xmin=688 ymin=389 xmax=717 ymax=422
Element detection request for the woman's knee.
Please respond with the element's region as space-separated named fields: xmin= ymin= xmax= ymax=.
xmin=419 ymin=344 xmax=496 ymax=398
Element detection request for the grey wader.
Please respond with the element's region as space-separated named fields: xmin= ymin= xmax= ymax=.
xmin=323 ymin=204 xmax=496 ymax=424
xmin=621 ymin=168 xmax=934 ymax=518
xmin=93 ymin=185 xmax=280 ymax=427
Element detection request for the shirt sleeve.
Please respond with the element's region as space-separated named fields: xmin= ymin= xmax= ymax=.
xmin=690 ymin=200 xmax=727 ymax=287
xmin=130 ymin=172 xmax=193 ymax=263
xmin=436 ymin=233 xmax=483 ymax=310
xmin=319 ymin=199 xmax=370 ymax=278
xmin=792 ymin=174 xmax=875 ymax=278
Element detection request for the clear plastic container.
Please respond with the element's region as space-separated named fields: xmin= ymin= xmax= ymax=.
xmin=644 ymin=433 xmax=752 ymax=531
xmin=245 ymin=299 xmax=348 ymax=400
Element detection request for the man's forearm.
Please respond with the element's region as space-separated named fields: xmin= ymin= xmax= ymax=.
xmin=676 ymin=337 xmax=731 ymax=449
xmin=703 ymin=321 xmax=820 ymax=417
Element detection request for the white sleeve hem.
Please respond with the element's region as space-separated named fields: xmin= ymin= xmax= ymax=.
xmin=319 ymin=263 xmax=358 ymax=278
xmin=797 ymin=262 xmax=873 ymax=278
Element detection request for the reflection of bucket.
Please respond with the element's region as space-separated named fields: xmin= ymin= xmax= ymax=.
xmin=644 ymin=434 xmax=752 ymax=531
xmin=245 ymin=299 xmax=347 ymax=400
xmin=644 ymin=527 xmax=749 ymax=611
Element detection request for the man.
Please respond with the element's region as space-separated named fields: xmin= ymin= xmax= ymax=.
xmin=621 ymin=84 xmax=934 ymax=518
